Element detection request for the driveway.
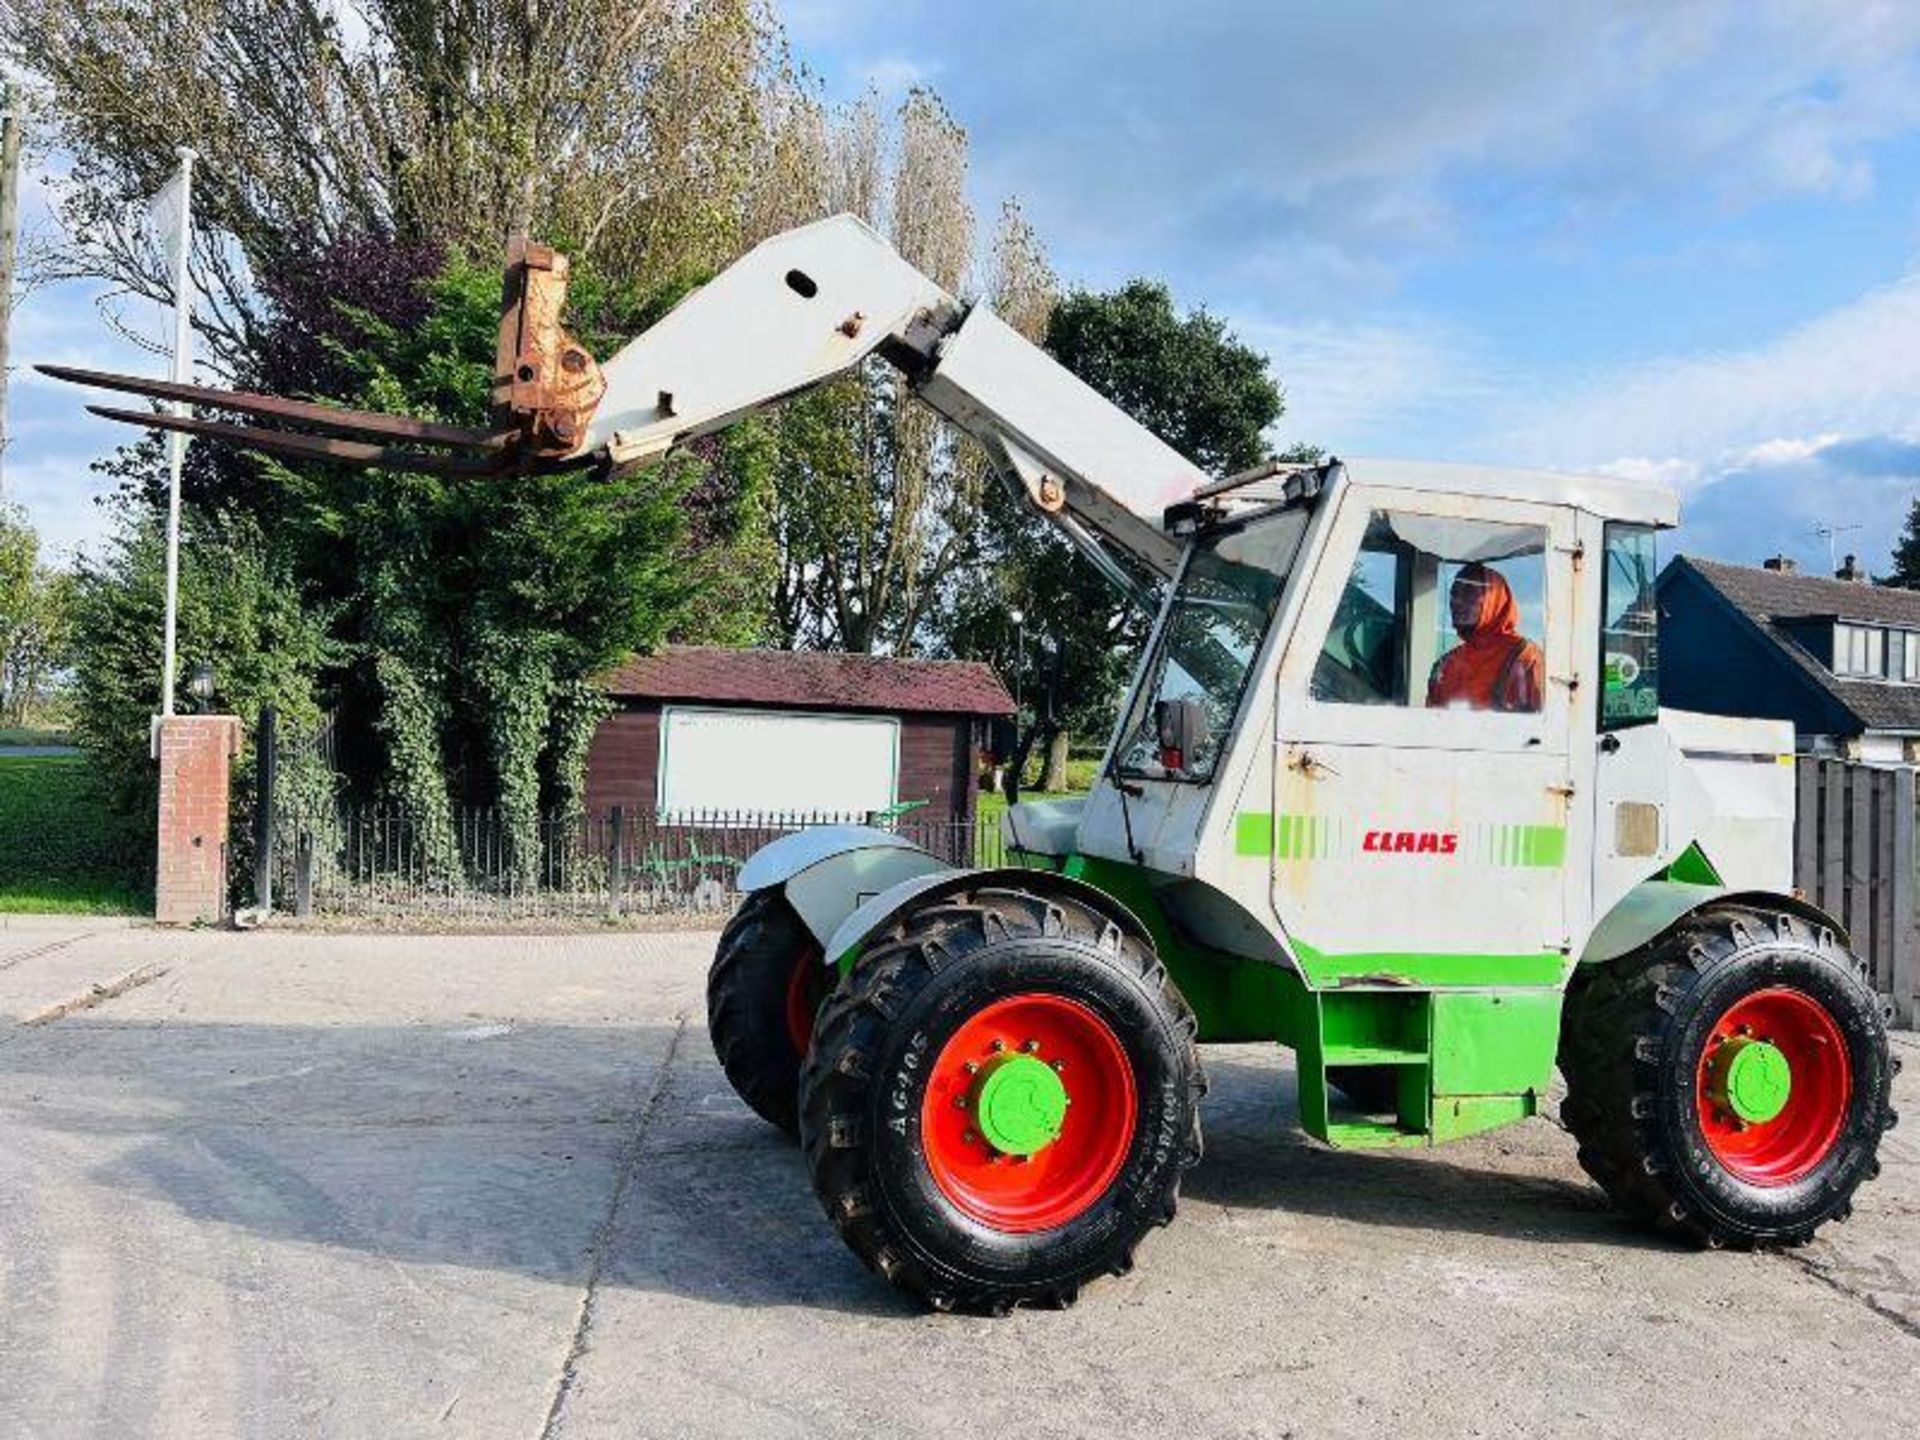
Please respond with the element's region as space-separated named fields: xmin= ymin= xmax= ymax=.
xmin=2 ymin=921 xmax=1916 ymax=1438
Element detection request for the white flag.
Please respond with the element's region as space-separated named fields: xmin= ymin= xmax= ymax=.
xmin=146 ymin=167 xmax=189 ymax=263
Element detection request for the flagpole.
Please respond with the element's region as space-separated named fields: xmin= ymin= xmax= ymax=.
xmin=158 ymin=146 xmax=195 ymax=718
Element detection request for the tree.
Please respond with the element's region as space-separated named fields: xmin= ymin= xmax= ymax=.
xmin=250 ymin=249 xmax=759 ymax=879
xmin=767 ymin=89 xmax=991 ymax=655
xmin=0 ymin=507 xmax=71 ymax=729
xmin=937 ymin=278 xmax=1300 ymax=789
xmin=66 ymin=497 xmax=337 ymax=861
xmin=1889 ymin=499 xmax=1920 ymax=589
xmin=4 ymin=0 xmax=790 ymax=364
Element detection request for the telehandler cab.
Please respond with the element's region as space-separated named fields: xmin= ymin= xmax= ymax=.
xmin=49 ymin=215 xmax=1900 ymax=1316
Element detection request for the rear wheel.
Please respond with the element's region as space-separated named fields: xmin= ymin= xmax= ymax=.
xmin=800 ymin=887 xmax=1204 ymax=1314
xmin=707 ymin=889 xmax=828 ymax=1137
xmin=1560 ymin=903 xmax=1898 ymax=1247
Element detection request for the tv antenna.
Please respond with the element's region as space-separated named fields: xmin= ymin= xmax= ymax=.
xmin=1814 ymin=521 xmax=1862 ymax=574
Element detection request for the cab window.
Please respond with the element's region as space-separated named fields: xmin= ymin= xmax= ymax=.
xmin=1600 ymin=523 xmax=1660 ymax=729
xmin=1311 ymin=511 xmax=1547 ymax=714
xmin=1116 ymin=510 xmax=1309 ymax=781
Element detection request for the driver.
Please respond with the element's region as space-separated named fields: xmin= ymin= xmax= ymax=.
xmin=1427 ymin=563 xmax=1543 ymax=713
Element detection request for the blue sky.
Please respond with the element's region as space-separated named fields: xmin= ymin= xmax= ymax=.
xmin=11 ymin=1 xmax=1920 ymax=576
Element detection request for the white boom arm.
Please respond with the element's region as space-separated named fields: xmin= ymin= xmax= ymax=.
xmin=579 ymin=214 xmax=1207 ymax=588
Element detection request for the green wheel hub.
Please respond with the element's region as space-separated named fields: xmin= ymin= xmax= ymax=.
xmin=971 ymin=1053 xmax=1070 ymax=1156
xmin=1708 ymin=1036 xmax=1792 ymax=1125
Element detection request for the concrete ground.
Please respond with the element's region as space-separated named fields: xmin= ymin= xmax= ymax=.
xmin=1 ymin=920 xmax=1916 ymax=1439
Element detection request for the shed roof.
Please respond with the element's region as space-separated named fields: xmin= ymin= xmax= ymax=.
xmin=1668 ymin=557 xmax=1920 ymax=734
xmin=599 ymin=645 xmax=1016 ymax=717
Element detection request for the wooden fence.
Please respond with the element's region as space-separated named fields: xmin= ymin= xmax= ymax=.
xmin=1793 ymin=758 xmax=1919 ymax=1026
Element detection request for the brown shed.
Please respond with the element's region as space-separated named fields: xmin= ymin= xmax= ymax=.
xmin=584 ymin=646 xmax=1015 ymax=822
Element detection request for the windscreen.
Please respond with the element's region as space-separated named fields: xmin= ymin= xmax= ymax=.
xmin=1114 ymin=510 xmax=1309 ymax=781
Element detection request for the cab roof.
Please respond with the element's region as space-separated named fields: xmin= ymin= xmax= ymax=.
xmin=1343 ymin=457 xmax=1680 ymax=527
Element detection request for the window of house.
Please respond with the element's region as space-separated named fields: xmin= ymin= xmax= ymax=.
xmin=1834 ymin=623 xmax=1920 ymax=681
xmin=1310 ymin=511 xmax=1547 ymax=714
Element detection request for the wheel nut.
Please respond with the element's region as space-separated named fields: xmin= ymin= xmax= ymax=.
xmin=963 ymin=1060 xmax=980 ymax=1074
xmin=1022 ymin=1039 xmax=1040 ymax=1054
xmin=963 ymin=1129 xmax=978 ymax=1144
xmin=991 ymin=1039 xmax=1006 ymax=1053
xmin=1051 ymin=1059 xmax=1066 ymax=1073
xmin=954 ymin=1095 xmax=969 ymax=1110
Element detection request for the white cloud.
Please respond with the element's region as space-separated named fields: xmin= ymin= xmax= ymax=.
xmin=914 ymin=1 xmax=1920 ymax=306
xmin=1236 ymin=314 xmax=1506 ymax=456
xmin=1491 ymin=265 xmax=1920 ymax=471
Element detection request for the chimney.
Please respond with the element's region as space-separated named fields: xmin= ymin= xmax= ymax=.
xmin=1762 ymin=554 xmax=1797 ymax=574
xmin=1836 ymin=554 xmax=1869 ymax=583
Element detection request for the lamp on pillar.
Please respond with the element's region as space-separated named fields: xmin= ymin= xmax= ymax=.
xmin=189 ymin=659 xmax=216 ymax=714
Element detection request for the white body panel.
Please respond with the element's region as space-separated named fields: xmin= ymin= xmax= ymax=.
xmin=583 ymin=213 xmax=1205 ymax=584
xmin=587 ymin=216 xmax=952 ymax=465
xmin=1657 ymin=708 xmax=1796 ymax=892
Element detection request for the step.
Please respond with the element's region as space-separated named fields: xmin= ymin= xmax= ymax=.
xmin=1320 ymin=1043 xmax=1427 ymax=1067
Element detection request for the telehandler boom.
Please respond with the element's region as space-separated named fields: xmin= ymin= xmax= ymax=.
xmin=48 ymin=214 xmax=1900 ymax=1316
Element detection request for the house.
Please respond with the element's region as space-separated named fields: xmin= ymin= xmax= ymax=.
xmin=1657 ymin=554 xmax=1920 ymax=765
xmin=583 ymin=645 xmax=1015 ymax=820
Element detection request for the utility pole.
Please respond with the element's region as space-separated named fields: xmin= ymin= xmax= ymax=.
xmin=0 ymin=82 xmax=23 ymax=505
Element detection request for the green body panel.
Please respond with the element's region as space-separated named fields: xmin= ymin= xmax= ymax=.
xmin=1040 ymin=853 xmax=1561 ymax=1151
xmin=1430 ymin=1094 xmax=1538 ymax=1142
xmin=1290 ymin=939 xmax=1568 ymax=989
xmin=1429 ymin=992 xmax=1561 ymax=1096
xmin=1661 ymin=840 xmax=1724 ymax=888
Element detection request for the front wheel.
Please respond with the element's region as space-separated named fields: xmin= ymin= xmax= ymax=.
xmin=799 ymin=887 xmax=1204 ymax=1314
xmin=1560 ymin=903 xmax=1898 ymax=1247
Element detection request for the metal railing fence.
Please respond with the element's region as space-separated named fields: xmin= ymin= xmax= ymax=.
xmin=269 ymin=804 xmax=1005 ymax=921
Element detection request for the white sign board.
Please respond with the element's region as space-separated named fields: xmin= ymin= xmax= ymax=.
xmin=658 ymin=706 xmax=900 ymax=816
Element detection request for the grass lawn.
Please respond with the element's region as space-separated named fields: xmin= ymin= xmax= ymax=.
xmin=0 ymin=876 xmax=148 ymax=914
xmin=0 ymin=754 xmax=146 ymax=915
xmin=0 ymin=726 xmax=73 ymax=746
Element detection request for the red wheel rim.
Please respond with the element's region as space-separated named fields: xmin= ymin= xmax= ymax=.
xmin=920 ymin=993 xmax=1138 ymax=1233
xmin=784 ymin=946 xmax=821 ymax=1055
xmin=1694 ymin=986 xmax=1851 ymax=1186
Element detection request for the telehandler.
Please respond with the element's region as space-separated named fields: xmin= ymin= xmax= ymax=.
xmin=49 ymin=215 xmax=1900 ymax=1315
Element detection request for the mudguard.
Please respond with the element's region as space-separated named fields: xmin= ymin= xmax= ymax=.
xmin=824 ymin=866 xmax=1153 ymax=966
xmin=737 ymin=825 xmax=957 ymax=952
xmin=1581 ymin=880 xmax=1849 ymax=964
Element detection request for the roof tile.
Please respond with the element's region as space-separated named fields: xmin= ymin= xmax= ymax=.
xmin=1676 ymin=557 xmax=1920 ymax=733
xmin=598 ymin=645 xmax=1016 ymax=717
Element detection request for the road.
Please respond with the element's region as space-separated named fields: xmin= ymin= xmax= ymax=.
xmin=1 ymin=919 xmax=1916 ymax=1438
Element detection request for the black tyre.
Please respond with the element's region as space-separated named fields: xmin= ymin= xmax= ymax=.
xmin=707 ymin=888 xmax=828 ymax=1137
xmin=1560 ymin=903 xmax=1898 ymax=1247
xmin=799 ymin=886 xmax=1204 ymax=1314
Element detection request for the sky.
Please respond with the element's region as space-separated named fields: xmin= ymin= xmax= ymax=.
xmin=10 ymin=0 xmax=1920 ymax=577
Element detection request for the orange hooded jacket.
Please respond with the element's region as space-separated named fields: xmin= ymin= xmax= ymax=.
xmin=1426 ymin=564 xmax=1543 ymax=713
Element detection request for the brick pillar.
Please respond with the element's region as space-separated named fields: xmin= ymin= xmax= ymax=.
xmin=154 ymin=714 xmax=244 ymax=925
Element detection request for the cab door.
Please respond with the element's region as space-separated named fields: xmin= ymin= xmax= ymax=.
xmin=1268 ymin=486 xmax=1579 ymax=985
